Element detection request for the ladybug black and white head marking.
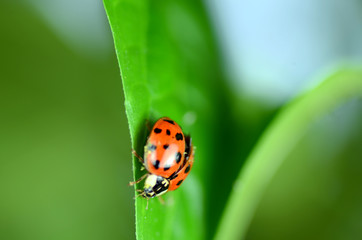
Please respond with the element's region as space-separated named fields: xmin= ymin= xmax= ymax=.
xmin=142 ymin=174 xmax=170 ymax=198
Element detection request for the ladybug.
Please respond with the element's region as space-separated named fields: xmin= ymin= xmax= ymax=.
xmin=130 ymin=117 xmax=195 ymax=200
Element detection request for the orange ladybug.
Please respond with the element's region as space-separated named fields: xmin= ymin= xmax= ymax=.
xmin=130 ymin=117 xmax=194 ymax=199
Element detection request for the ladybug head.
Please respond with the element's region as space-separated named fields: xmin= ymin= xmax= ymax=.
xmin=143 ymin=174 xmax=170 ymax=198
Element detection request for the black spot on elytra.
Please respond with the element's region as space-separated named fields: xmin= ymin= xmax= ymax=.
xmin=163 ymin=144 xmax=169 ymax=150
xmin=170 ymin=173 xmax=178 ymax=180
xmin=153 ymin=160 xmax=160 ymax=169
xmin=154 ymin=128 xmax=162 ymax=134
xmin=175 ymin=133 xmax=183 ymax=141
xmin=176 ymin=180 xmax=183 ymax=186
xmin=166 ymin=129 xmax=171 ymax=135
xmin=148 ymin=144 xmax=156 ymax=151
xmin=164 ymin=119 xmax=175 ymax=125
xmin=175 ymin=152 xmax=182 ymax=163
xmin=163 ymin=165 xmax=170 ymax=171
xmin=184 ymin=164 xmax=191 ymax=174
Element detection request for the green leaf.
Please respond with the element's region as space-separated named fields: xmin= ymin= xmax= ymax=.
xmin=214 ymin=68 xmax=362 ymax=240
xmin=103 ymin=1 xmax=240 ymax=239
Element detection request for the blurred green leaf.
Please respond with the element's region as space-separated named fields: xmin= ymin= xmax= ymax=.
xmin=247 ymin=92 xmax=362 ymax=239
xmin=0 ymin=2 xmax=134 ymax=240
xmin=215 ymin=68 xmax=362 ymax=240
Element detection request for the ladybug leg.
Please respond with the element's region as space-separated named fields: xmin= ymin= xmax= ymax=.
xmin=134 ymin=192 xmax=142 ymax=199
xmin=134 ymin=190 xmax=145 ymax=199
xmin=132 ymin=149 xmax=145 ymax=170
xmin=129 ymin=173 xmax=148 ymax=186
xmin=157 ymin=195 xmax=165 ymax=205
xmin=132 ymin=149 xmax=144 ymax=163
xmin=145 ymin=119 xmax=152 ymax=132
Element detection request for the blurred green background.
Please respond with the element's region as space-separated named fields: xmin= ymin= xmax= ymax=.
xmin=1 ymin=0 xmax=362 ymax=240
xmin=0 ymin=1 xmax=134 ymax=239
